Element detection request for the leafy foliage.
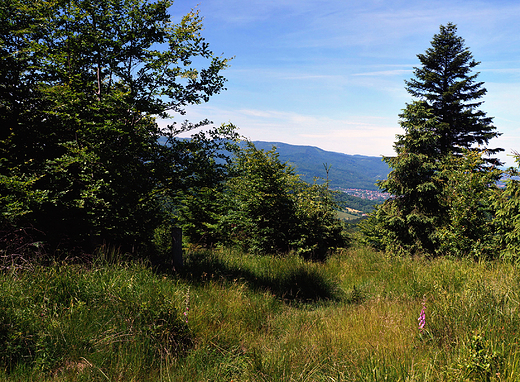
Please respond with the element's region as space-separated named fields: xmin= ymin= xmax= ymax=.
xmin=178 ymin=186 xmax=226 ymax=248
xmin=0 ymin=0 xmax=236 ymax=255
xmin=219 ymin=143 xmax=299 ymax=254
xmin=434 ymin=151 xmax=502 ymax=259
xmin=216 ymin=142 xmax=348 ymax=259
xmin=493 ymin=153 xmax=520 ymax=260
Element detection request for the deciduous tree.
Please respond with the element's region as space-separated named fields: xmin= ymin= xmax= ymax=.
xmin=0 ymin=0 xmax=236 ymax=255
xmin=493 ymin=154 xmax=520 ymax=260
xmin=217 ymin=142 xmax=348 ymax=259
xmin=435 ymin=151 xmax=501 ymax=258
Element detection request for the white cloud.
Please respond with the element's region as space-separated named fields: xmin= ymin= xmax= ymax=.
xmin=353 ymin=69 xmax=412 ymax=77
xmin=159 ymin=104 xmax=401 ymax=157
xmin=167 ymin=0 xmax=520 ymax=168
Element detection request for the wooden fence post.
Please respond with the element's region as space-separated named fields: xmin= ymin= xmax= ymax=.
xmin=172 ymin=227 xmax=183 ymax=269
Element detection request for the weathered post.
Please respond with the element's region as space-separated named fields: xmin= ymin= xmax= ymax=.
xmin=172 ymin=227 xmax=183 ymax=269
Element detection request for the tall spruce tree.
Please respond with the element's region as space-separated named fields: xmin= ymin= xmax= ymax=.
xmin=361 ymin=23 xmax=504 ymax=257
xmin=405 ymin=23 xmax=502 ymax=163
xmin=361 ymin=102 xmax=443 ymax=255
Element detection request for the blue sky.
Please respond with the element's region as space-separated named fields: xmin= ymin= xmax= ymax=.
xmin=165 ymin=0 xmax=520 ymax=167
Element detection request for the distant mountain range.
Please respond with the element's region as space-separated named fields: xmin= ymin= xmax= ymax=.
xmin=160 ymin=137 xmax=391 ymax=191
xmin=251 ymin=141 xmax=391 ymax=191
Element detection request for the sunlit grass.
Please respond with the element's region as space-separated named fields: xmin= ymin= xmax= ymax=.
xmin=2 ymin=245 xmax=520 ymax=380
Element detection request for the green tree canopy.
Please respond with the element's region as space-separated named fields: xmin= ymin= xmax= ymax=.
xmin=405 ymin=23 xmax=502 ymax=163
xmin=361 ymin=102 xmax=443 ymax=255
xmin=362 ymin=24 xmax=505 ymax=258
xmin=216 ymin=142 xmax=348 ymax=259
xmin=361 ymin=103 xmax=502 ymax=257
xmin=0 ymin=0 xmax=237 ymax=255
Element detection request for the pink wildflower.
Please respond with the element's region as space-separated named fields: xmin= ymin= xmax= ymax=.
xmin=418 ymin=302 xmax=426 ymax=332
xmin=184 ymin=287 xmax=190 ymax=324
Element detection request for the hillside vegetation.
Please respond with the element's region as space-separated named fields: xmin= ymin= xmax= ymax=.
xmin=1 ymin=244 xmax=519 ymax=381
xmin=3 ymin=5 xmax=520 ymax=381
xmin=252 ymin=141 xmax=390 ymax=191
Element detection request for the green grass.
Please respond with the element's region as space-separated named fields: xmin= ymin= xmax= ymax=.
xmin=2 ymin=245 xmax=520 ymax=381
xmin=336 ymin=210 xmax=361 ymax=221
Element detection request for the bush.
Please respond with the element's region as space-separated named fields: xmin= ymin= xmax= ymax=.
xmin=217 ymin=142 xmax=348 ymax=259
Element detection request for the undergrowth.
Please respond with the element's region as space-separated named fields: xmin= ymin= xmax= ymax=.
xmin=1 ymin=245 xmax=520 ymax=381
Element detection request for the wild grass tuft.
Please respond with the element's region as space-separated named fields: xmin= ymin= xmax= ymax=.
xmin=2 ymin=245 xmax=520 ymax=380
xmin=0 ymin=259 xmax=190 ymax=380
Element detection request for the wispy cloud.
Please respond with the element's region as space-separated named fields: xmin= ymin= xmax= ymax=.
xmin=160 ymin=104 xmax=401 ymax=157
xmin=353 ymin=69 xmax=412 ymax=77
xmin=169 ymin=0 xmax=520 ymax=167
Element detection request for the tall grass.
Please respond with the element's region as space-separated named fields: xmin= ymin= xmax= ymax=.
xmin=0 ymin=258 xmax=191 ymax=381
xmin=1 ymin=245 xmax=520 ymax=380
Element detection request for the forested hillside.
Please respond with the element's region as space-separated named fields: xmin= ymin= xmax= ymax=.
xmin=334 ymin=192 xmax=382 ymax=214
xmin=251 ymin=141 xmax=390 ymax=191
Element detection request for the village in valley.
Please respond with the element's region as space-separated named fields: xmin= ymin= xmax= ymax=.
xmin=341 ymin=188 xmax=390 ymax=201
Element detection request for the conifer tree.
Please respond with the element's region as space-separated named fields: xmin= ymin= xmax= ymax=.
xmin=362 ymin=24 xmax=504 ymax=257
xmin=361 ymin=102 xmax=443 ymax=255
xmin=405 ymin=23 xmax=502 ymax=163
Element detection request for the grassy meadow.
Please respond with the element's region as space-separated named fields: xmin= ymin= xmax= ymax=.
xmin=2 ymin=242 xmax=520 ymax=381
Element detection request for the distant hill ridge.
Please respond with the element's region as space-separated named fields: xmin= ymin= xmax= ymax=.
xmin=251 ymin=141 xmax=391 ymax=191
